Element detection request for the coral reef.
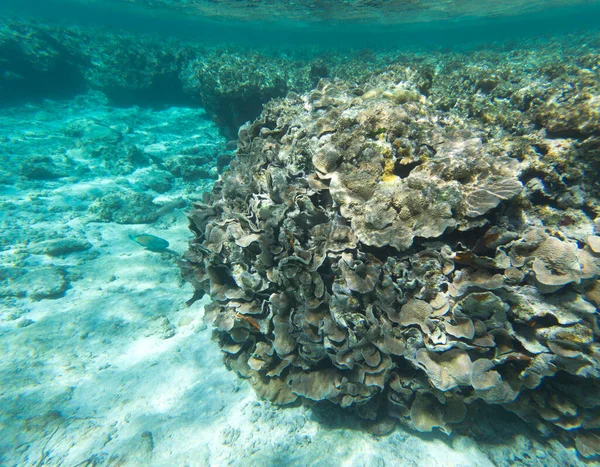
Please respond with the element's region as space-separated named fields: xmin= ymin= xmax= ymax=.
xmin=181 ymin=52 xmax=324 ymax=137
xmin=3 ymin=13 xmax=599 ymax=459
xmin=3 ymin=18 xmax=597 ymax=141
xmin=0 ymin=20 xmax=359 ymax=136
xmin=182 ymin=74 xmax=600 ymax=457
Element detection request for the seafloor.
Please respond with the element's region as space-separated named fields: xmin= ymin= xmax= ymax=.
xmin=0 ymin=17 xmax=599 ymax=467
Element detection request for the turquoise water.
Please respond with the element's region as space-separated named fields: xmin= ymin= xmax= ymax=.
xmin=2 ymin=0 xmax=600 ymax=48
xmin=1 ymin=1 xmax=600 ymax=466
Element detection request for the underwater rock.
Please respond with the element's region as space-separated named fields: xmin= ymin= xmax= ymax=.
xmin=0 ymin=266 xmax=69 ymax=300
xmin=64 ymin=119 xmax=123 ymax=146
xmin=28 ymin=238 xmax=92 ymax=257
xmin=164 ymin=155 xmax=217 ymax=181
xmin=88 ymin=191 xmax=159 ymax=224
xmin=145 ymin=316 xmax=176 ymax=339
xmin=133 ymin=169 xmax=175 ymax=194
xmin=182 ymin=62 xmax=600 ymax=452
xmin=18 ymin=153 xmax=83 ymax=181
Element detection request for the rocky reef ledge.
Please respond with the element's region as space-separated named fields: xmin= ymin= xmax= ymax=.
xmin=3 ymin=18 xmax=599 ymax=140
xmin=182 ymin=44 xmax=600 ymax=457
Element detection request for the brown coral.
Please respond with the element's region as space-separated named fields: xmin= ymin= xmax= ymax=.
xmin=182 ymin=75 xmax=600 ymax=451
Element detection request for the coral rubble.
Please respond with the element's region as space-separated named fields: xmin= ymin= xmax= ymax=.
xmin=182 ymin=74 xmax=600 ymax=457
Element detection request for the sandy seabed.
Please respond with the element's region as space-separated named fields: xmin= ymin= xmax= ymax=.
xmin=0 ymin=94 xmax=594 ymax=467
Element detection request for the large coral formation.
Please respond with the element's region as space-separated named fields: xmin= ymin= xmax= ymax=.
xmin=182 ymin=75 xmax=600 ymax=457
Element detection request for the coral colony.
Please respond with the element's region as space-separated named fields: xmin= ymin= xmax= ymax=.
xmin=182 ymin=77 xmax=600 ymax=457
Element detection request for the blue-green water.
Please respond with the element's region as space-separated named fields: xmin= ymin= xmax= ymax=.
xmin=2 ymin=0 xmax=600 ymax=48
xmin=1 ymin=1 xmax=600 ymax=466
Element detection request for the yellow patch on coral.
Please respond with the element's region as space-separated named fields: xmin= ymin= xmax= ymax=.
xmin=378 ymin=139 xmax=398 ymax=183
xmin=362 ymin=89 xmax=381 ymax=100
xmin=382 ymin=173 xmax=399 ymax=183
xmin=382 ymin=154 xmax=398 ymax=183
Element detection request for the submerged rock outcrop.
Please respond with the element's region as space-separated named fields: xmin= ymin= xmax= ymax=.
xmin=182 ymin=73 xmax=600 ymax=457
xmin=2 ymin=18 xmax=598 ymax=140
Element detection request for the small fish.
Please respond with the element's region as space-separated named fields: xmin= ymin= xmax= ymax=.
xmin=129 ymin=234 xmax=170 ymax=252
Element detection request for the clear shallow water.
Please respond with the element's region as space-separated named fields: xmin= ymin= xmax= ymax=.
xmin=1 ymin=1 xmax=600 ymax=466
